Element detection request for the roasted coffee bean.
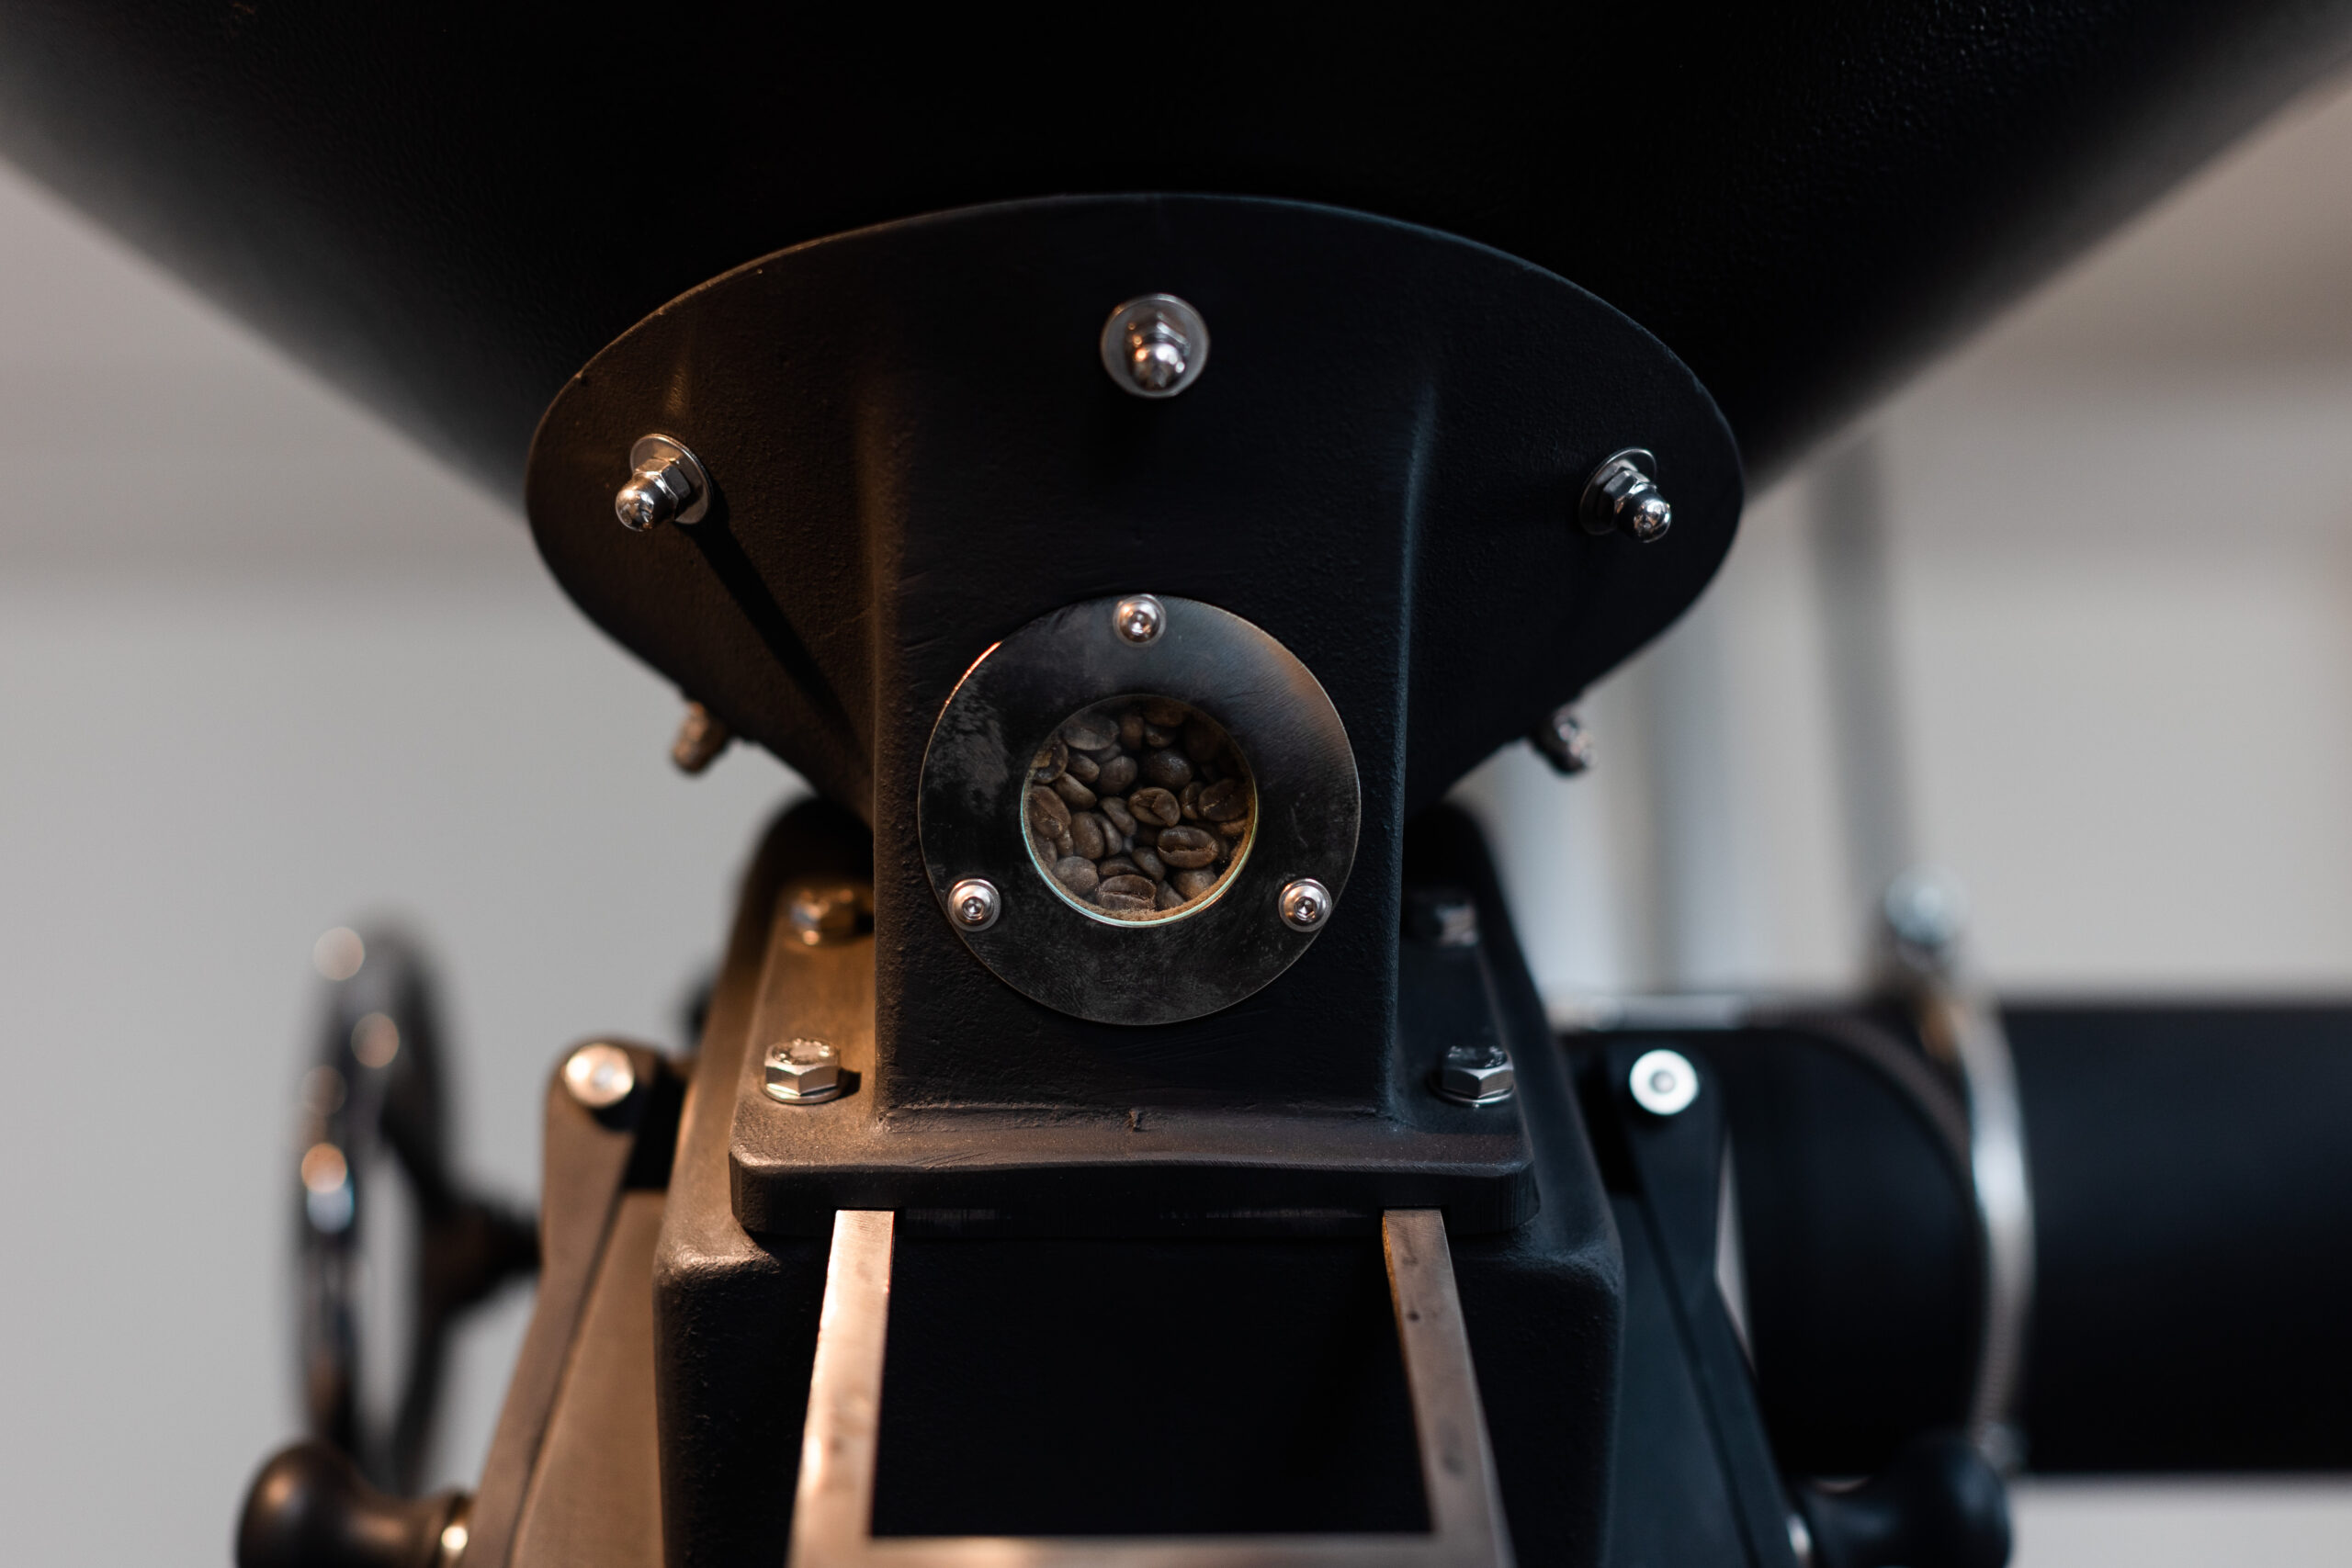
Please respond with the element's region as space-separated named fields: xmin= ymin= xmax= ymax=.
xmin=1095 ymin=752 xmax=1137 ymax=795
xmin=1142 ymin=749 xmax=1192 ymax=789
xmin=1217 ymin=815 xmax=1250 ymax=839
xmin=1118 ymin=712 xmax=1146 ymax=749
xmin=1198 ymin=777 xmax=1247 ymax=822
xmin=1097 ymin=855 xmax=1140 ymax=880
xmin=1097 ymin=890 xmax=1154 ymax=914
xmin=1099 ymin=874 xmax=1157 ymax=902
xmin=1064 ymin=749 xmax=1100 ymax=784
xmin=1171 ymin=866 xmax=1219 ymax=898
xmin=1054 ymin=828 xmax=1075 ymax=860
xmin=1183 ymin=720 xmax=1222 ymax=765
xmin=1131 ymin=845 xmax=1167 ymax=881
xmin=1028 ymin=786 xmax=1070 ymax=835
xmin=1158 ymin=826 xmax=1217 ymax=868
xmin=1131 ymin=786 xmax=1181 ymax=827
xmin=1069 ymin=812 xmax=1108 ymax=860
xmin=1052 ymin=773 xmax=1098 ymax=810
xmin=1101 ymin=796 xmax=1136 ymax=837
xmin=1156 ymin=881 xmax=1187 ymax=910
xmin=1142 ymin=724 xmax=1175 ymax=749
xmin=1053 ymin=856 xmax=1101 ymax=896
xmin=1032 ymin=737 xmax=1068 ymax=782
xmin=1180 ymin=780 xmax=1203 ymax=820
xmin=1062 ymin=714 xmax=1117 ymax=750
xmin=1141 ymin=697 xmax=1188 ymax=727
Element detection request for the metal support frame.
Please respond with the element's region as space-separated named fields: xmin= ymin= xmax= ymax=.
xmin=787 ymin=1209 xmax=1514 ymax=1568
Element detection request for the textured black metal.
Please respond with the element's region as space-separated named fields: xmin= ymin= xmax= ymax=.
xmin=0 ymin=6 xmax=2346 ymax=494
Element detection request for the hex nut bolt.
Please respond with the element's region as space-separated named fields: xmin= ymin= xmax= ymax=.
xmin=613 ymin=434 xmax=711 ymax=531
xmin=1279 ymin=878 xmax=1333 ymax=932
xmin=671 ymin=700 xmax=732 ymax=773
xmin=1435 ymin=1042 xmax=1516 ymax=1105
xmin=1114 ymin=593 xmax=1167 ymax=645
xmin=763 ymin=1038 xmax=843 ymax=1104
xmin=1579 ymin=448 xmax=1673 ymax=543
xmin=1101 ymin=295 xmax=1210 ymax=399
xmin=1532 ymin=704 xmax=1595 ymax=775
xmin=947 ymin=877 xmax=1001 ymax=931
xmin=562 ymin=1042 xmax=637 ymax=1111
xmin=1628 ymin=1047 xmax=1700 ymax=1116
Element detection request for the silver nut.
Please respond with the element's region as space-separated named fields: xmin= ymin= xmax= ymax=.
xmin=562 ymin=1042 xmax=637 ymax=1110
xmin=614 ymin=434 xmax=710 ymax=530
xmin=671 ymin=700 xmax=732 ymax=773
xmin=1278 ymin=878 xmax=1333 ymax=932
xmin=1628 ymin=1048 xmax=1700 ymax=1116
xmin=763 ymin=1038 xmax=843 ymax=1103
xmin=1532 ymin=705 xmax=1595 ymax=775
xmin=947 ymin=877 xmax=1001 ymax=931
xmin=1579 ymin=448 xmax=1671 ymax=543
xmin=787 ymin=882 xmax=870 ymax=947
xmin=1101 ymin=295 xmax=1209 ymax=399
xmin=1436 ymin=1042 xmax=1516 ymax=1105
xmin=1114 ymin=593 xmax=1167 ymax=645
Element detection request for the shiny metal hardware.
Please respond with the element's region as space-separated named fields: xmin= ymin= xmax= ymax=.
xmin=1627 ymin=1048 xmax=1700 ymax=1117
xmin=786 ymin=1209 xmax=1513 ymax=1568
xmin=1530 ymin=705 xmax=1594 ymax=775
xmin=671 ymin=699 xmax=733 ymax=773
xmin=1100 ymin=294 xmax=1210 ymax=399
xmin=945 ymin=878 xmax=1001 ymax=931
xmin=560 ymin=1042 xmax=636 ymax=1111
xmin=788 ymin=884 xmax=872 ymax=948
xmin=763 ymin=1038 xmax=844 ymax=1104
xmin=1114 ymin=592 xmax=1167 ymax=645
xmin=1435 ymin=1043 xmax=1516 ymax=1106
xmin=614 ymin=433 xmax=711 ymax=530
xmin=1279 ymin=877 xmax=1333 ymax=932
xmin=1578 ymin=448 xmax=1672 ymax=543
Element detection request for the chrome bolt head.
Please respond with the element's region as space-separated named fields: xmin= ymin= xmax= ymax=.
xmin=763 ymin=1038 xmax=843 ymax=1104
xmin=1114 ymin=593 xmax=1167 ymax=645
xmin=562 ymin=1042 xmax=637 ymax=1111
xmin=1883 ymin=867 xmax=1968 ymax=959
xmin=1628 ymin=1047 xmax=1700 ymax=1116
xmin=1579 ymin=448 xmax=1672 ymax=544
xmin=1278 ymin=878 xmax=1333 ymax=932
xmin=947 ymin=877 xmax=1001 ymax=931
xmin=787 ymin=882 xmax=871 ymax=947
xmin=1532 ymin=705 xmax=1595 ymax=775
xmin=1102 ymin=294 xmax=1209 ymax=399
xmin=614 ymin=434 xmax=710 ymax=531
xmin=671 ymin=700 xmax=732 ymax=773
xmin=1436 ymin=1042 xmax=1517 ymax=1105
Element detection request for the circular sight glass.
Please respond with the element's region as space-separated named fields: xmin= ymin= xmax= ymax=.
xmin=1023 ymin=695 xmax=1255 ymax=922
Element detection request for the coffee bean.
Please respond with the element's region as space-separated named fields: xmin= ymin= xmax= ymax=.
xmin=1156 ymin=881 xmax=1187 ymax=910
xmin=1095 ymin=753 xmax=1137 ymax=795
xmin=1097 ymin=855 xmax=1140 ymax=880
xmin=1183 ymin=720 xmax=1222 ymax=765
xmin=1140 ymin=697 xmax=1186 ymax=726
xmin=1064 ymin=749 xmax=1100 ymax=784
xmin=1131 ymin=845 xmax=1167 ymax=880
xmin=1028 ymin=786 xmax=1070 ymax=835
xmin=1158 ymin=826 xmax=1217 ymax=868
xmin=1032 ymin=737 xmax=1068 ymax=782
xmin=1143 ymin=749 xmax=1193 ymax=789
xmin=1097 ymin=890 xmax=1154 ymax=914
xmin=1217 ymin=816 xmax=1250 ymax=839
xmin=1070 ymin=812 xmax=1108 ymax=860
xmin=1053 ymin=773 xmax=1098 ymax=810
xmin=1131 ymin=787 xmax=1181 ymax=827
xmin=1101 ymin=796 xmax=1136 ymax=837
xmin=1053 ymin=856 xmax=1100 ymax=896
xmin=1143 ymin=723 xmax=1176 ymax=749
xmin=1180 ymin=780 xmax=1203 ymax=820
xmin=1199 ymin=778 xmax=1247 ymax=821
xmin=1054 ymin=828 xmax=1075 ymax=860
xmin=1062 ymin=714 xmax=1117 ymax=750
xmin=1118 ymin=711 xmax=1146 ymax=749
xmin=1099 ymin=874 xmax=1156 ymax=902
xmin=1171 ymin=866 xmax=1218 ymax=898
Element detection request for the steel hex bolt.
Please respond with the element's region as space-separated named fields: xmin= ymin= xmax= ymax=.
xmin=1579 ymin=448 xmax=1672 ymax=543
xmin=1532 ymin=705 xmax=1595 ymax=775
xmin=763 ymin=1038 xmax=843 ymax=1104
xmin=1436 ymin=1042 xmax=1516 ymax=1105
xmin=614 ymin=434 xmax=711 ymax=531
xmin=1279 ymin=878 xmax=1333 ymax=931
xmin=1114 ymin=593 xmax=1166 ymax=645
xmin=948 ymin=878 xmax=1001 ymax=931
xmin=1102 ymin=295 xmax=1209 ymax=399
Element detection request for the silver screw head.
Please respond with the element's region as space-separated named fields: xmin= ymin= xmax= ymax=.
xmin=947 ymin=877 xmax=1001 ymax=931
xmin=614 ymin=434 xmax=710 ymax=530
xmin=671 ymin=700 xmax=732 ymax=773
xmin=562 ymin=1042 xmax=637 ymax=1110
xmin=1628 ymin=1047 xmax=1700 ymax=1116
xmin=1579 ymin=448 xmax=1672 ymax=543
xmin=1114 ymin=593 xmax=1167 ymax=645
xmin=787 ymin=882 xmax=870 ymax=947
xmin=763 ymin=1038 xmax=843 ymax=1104
xmin=1436 ymin=1042 xmax=1516 ymax=1105
xmin=1532 ymin=705 xmax=1595 ymax=775
xmin=1102 ymin=294 xmax=1209 ymax=399
xmin=1883 ymin=867 xmax=1968 ymax=958
xmin=1278 ymin=878 xmax=1333 ymax=932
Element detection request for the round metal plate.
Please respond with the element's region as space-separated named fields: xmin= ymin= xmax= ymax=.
xmin=919 ymin=595 xmax=1359 ymax=1025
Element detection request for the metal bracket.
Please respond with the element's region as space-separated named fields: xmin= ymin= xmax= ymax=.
xmin=786 ymin=1209 xmax=1515 ymax=1567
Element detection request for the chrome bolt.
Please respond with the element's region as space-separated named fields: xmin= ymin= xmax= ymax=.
xmin=614 ymin=434 xmax=711 ymax=531
xmin=1114 ymin=593 xmax=1167 ymax=645
xmin=562 ymin=1042 xmax=637 ymax=1111
xmin=947 ymin=877 xmax=1001 ymax=931
xmin=1628 ymin=1047 xmax=1700 ymax=1116
xmin=1278 ymin=878 xmax=1333 ymax=932
xmin=763 ymin=1038 xmax=843 ymax=1104
xmin=1101 ymin=295 xmax=1210 ymax=399
xmin=1579 ymin=448 xmax=1672 ymax=543
xmin=671 ymin=700 xmax=732 ymax=773
xmin=1532 ymin=704 xmax=1595 ymax=775
xmin=1435 ymin=1042 xmax=1516 ymax=1105
xmin=1883 ymin=867 xmax=1968 ymax=960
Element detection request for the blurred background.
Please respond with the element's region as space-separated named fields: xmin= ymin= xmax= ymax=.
xmin=4 ymin=70 xmax=2351 ymax=1568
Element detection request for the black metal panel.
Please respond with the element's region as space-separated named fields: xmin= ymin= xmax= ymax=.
xmin=0 ymin=6 xmax=2345 ymax=493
